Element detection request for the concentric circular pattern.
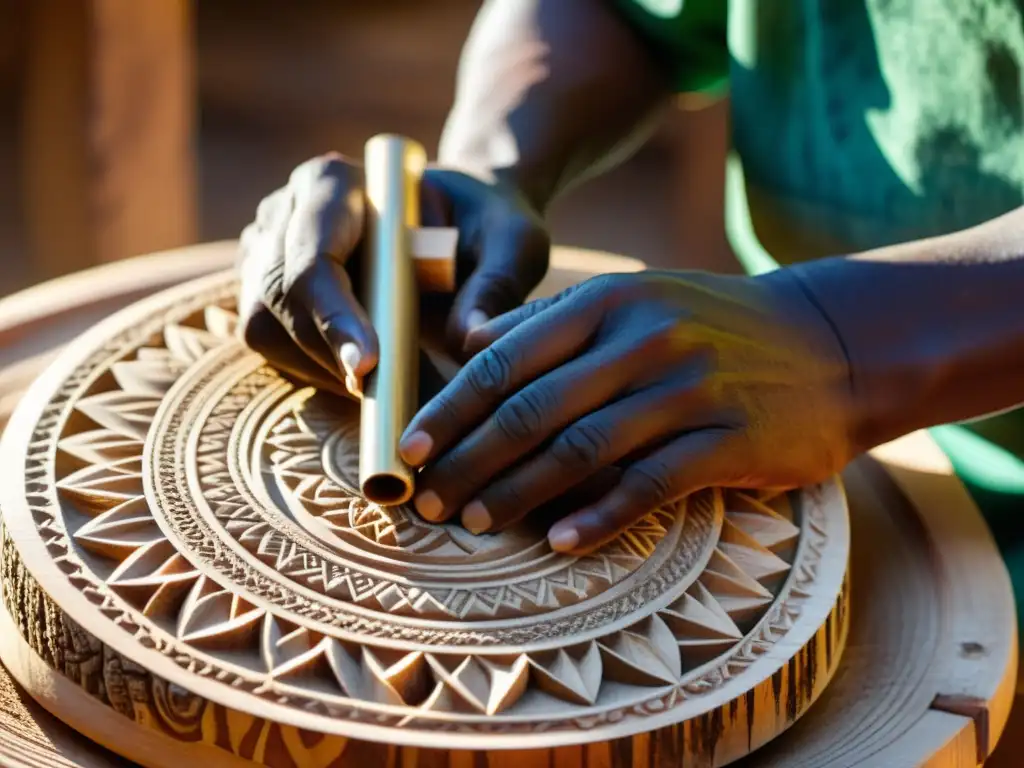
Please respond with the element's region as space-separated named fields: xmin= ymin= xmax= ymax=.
xmin=0 ymin=274 xmax=850 ymax=767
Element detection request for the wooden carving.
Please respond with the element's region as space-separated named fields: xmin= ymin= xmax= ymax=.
xmin=0 ymin=272 xmax=851 ymax=768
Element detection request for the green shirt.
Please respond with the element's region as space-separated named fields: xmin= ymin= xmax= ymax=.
xmin=614 ymin=0 xmax=1024 ymax=542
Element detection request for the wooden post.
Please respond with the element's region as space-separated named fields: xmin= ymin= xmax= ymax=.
xmin=22 ymin=0 xmax=197 ymax=279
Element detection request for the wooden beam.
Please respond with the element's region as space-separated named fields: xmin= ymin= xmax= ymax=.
xmin=22 ymin=0 xmax=197 ymax=279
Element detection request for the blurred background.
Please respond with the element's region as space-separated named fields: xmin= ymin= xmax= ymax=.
xmin=0 ymin=0 xmax=734 ymax=299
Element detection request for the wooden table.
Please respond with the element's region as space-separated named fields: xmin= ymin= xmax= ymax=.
xmin=0 ymin=243 xmax=1016 ymax=767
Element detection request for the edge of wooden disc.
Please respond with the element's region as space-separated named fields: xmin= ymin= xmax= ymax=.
xmin=0 ymin=242 xmax=1012 ymax=766
xmin=0 ymin=245 xmax=851 ymax=763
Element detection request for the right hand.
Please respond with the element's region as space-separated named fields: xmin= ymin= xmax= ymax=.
xmin=236 ymin=153 xmax=550 ymax=398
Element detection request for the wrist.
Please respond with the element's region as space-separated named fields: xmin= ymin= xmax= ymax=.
xmin=755 ymin=267 xmax=863 ymax=456
xmin=780 ymin=257 xmax=945 ymax=453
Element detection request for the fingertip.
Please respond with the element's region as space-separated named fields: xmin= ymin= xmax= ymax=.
xmin=547 ymin=523 xmax=580 ymax=553
xmin=461 ymin=500 xmax=492 ymax=535
xmin=466 ymin=309 xmax=490 ymax=333
xmin=339 ymin=341 xmax=376 ymax=378
xmin=344 ymin=372 xmax=364 ymax=400
xmin=414 ymin=489 xmax=446 ymax=522
xmin=399 ymin=431 xmax=434 ymax=466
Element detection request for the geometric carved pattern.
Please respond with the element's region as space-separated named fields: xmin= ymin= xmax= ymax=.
xmin=0 ymin=275 xmax=850 ymax=767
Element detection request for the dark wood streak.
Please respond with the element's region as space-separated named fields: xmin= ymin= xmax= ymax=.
xmin=770 ymin=667 xmax=784 ymax=716
xmin=0 ymin=523 xmax=854 ymax=768
xmin=824 ymin=610 xmax=834 ymax=670
xmin=613 ymin=728 xmax=633 ymax=768
xmin=804 ymin=637 xmax=820 ymax=706
xmin=786 ymin=656 xmax=799 ymax=723
xmin=745 ymin=688 xmax=756 ymax=750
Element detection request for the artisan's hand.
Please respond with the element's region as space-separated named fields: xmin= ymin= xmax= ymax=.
xmin=399 ymin=270 xmax=855 ymax=554
xmin=237 ymin=154 xmax=549 ymax=396
xmin=426 ymin=169 xmax=550 ymax=353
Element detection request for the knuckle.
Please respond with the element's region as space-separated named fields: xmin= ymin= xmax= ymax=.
xmin=517 ymin=296 xmax=555 ymax=323
xmin=424 ymin=393 xmax=463 ymax=439
xmin=484 ymin=481 xmax=528 ymax=521
xmin=255 ymin=189 xmax=284 ymax=227
xmin=280 ymin=255 xmax=317 ymax=300
xmin=636 ymin=318 xmax=685 ymax=356
xmin=668 ymin=379 xmax=715 ymax=413
xmin=583 ymin=273 xmax=620 ymax=297
xmin=582 ymin=273 xmax=638 ymax=307
xmin=289 ymin=152 xmax=360 ymax=193
xmin=464 ymin=346 xmax=515 ymax=399
xmin=493 ymin=388 xmax=552 ymax=442
xmin=624 ymin=463 xmax=674 ymax=506
xmin=257 ymin=257 xmax=287 ymax=309
xmin=550 ymin=422 xmax=612 ymax=470
xmin=239 ymin=223 xmax=258 ymax=248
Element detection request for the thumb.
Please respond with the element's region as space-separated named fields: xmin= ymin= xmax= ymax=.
xmin=447 ymin=218 xmax=549 ymax=354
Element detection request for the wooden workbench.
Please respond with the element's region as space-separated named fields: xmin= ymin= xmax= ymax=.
xmin=0 ymin=243 xmax=1016 ymax=767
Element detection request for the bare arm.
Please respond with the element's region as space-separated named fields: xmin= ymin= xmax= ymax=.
xmin=788 ymin=208 xmax=1024 ymax=452
xmin=437 ymin=0 xmax=673 ymax=213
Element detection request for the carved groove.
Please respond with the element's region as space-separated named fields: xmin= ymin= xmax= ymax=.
xmin=0 ymin=276 xmax=851 ymax=766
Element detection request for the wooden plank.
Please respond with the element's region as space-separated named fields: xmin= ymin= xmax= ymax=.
xmin=22 ymin=0 xmax=197 ymax=279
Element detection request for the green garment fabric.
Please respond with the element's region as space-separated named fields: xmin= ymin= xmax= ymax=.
xmin=614 ymin=0 xmax=1024 ymax=608
xmin=612 ymin=0 xmax=729 ymax=94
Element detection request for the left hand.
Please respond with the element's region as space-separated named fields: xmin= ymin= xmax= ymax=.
xmin=235 ymin=157 xmax=550 ymax=401
xmin=398 ymin=269 xmax=855 ymax=555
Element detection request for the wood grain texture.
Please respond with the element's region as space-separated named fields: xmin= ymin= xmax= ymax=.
xmin=0 ymin=244 xmax=1016 ymax=766
xmin=22 ymin=0 xmax=197 ymax=277
xmin=0 ymin=252 xmax=849 ymax=765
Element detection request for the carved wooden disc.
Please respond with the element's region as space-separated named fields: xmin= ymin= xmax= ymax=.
xmin=0 ymin=272 xmax=851 ymax=768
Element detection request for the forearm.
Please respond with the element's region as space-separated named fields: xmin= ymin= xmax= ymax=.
xmin=438 ymin=0 xmax=672 ymax=213
xmin=784 ymin=208 xmax=1024 ymax=451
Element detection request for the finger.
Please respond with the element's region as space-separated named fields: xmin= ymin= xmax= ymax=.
xmin=242 ymin=205 xmax=353 ymax=385
xmin=536 ymin=466 xmax=623 ymax=520
xmin=463 ymin=280 xmax=602 ymax=355
xmin=462 ymin=381 xmax=715 ymax=533
xmin=240 ymin=304 xmax=350 ymax=397
xmin=398 ymin=288 xmax=604 ymax=468
xmin=287 ymin=154 xmax=365 ymax=263
xmin=447 ymin=217 xmax=549 ymax=353
xmin=286 ymin=256 xmax=378 ymax=397
xmin=415 ymin=338 xmax=652 ymax=524
xmin=463 ymin=294 xmax=563 ymax=355
xmin=239 ymin=189 xmax=334 ymax=371
xmin=547 ymin=428 xmax=737 ymax=555
xmin=284 ymin=157 xmax=379 ymax=393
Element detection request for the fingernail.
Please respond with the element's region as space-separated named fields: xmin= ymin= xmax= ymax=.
xmin=461 ymin=500 xmax=492 ymax=535
xmin=467 ymin=309 xmax=490 ymax=332
xmin=340 ymin=342 xmax=363 ymax=378
xmin=400 ymin=431 xmax=433 ymax=466
xmin=345 ymin=373 xmax=363 ymax=400
xmin=414 ymin=490 xmax=444 ymax=522
xmin=548 ymin=525 xmax=579 ymax=552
